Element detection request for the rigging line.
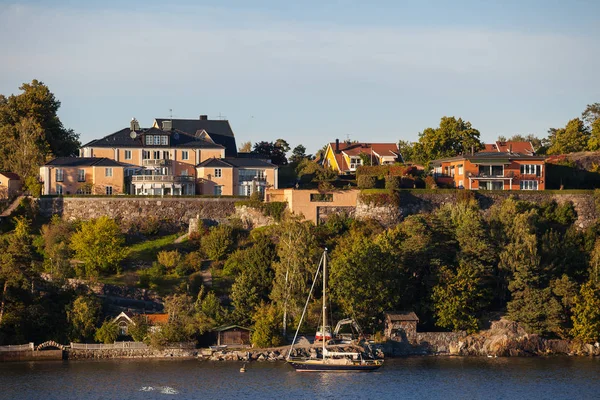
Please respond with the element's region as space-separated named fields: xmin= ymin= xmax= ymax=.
xmin=286 ymin=251 xmax=324 ymax=361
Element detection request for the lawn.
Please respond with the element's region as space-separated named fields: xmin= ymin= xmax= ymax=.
xmin=124 ymin=233 xmax=191 ymax=263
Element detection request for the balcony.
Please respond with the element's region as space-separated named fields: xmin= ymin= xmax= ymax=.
xmin=239 ymin=176 xmax=267 ymax=183
xmin=132 ymin=175 xmax=195 ymax=183
xmin=142 ymin=159 xmax=172 ymax=167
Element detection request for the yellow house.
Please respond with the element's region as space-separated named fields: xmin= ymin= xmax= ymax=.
xmin=0 ymin=172 xmax=22 ymax=198
xmin=40 ymin=157 xmax=126 ymax=195
xmin=196 ymin=157 xmax=278 ymax=196
xmin=323 ymin=140 xmax=402 ymax=174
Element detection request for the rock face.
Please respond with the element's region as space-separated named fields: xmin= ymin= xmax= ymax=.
xmin=355 ymin=191 xmax=598 ymax=229
xmin=232 ymin=205 xmax=276 ymax=229
xmin=37 ymin=197 xmax=237 ymax=232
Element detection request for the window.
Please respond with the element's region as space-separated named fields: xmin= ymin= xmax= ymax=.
xmin=214 ymin=168 xmax=222 ymax=178
xmin=143 ymin=150 xmax=150 ymax=159
xmin=478 ymin=165 xmax=504 ymax=177
xmin=56 ymin=184 xmax=63 ymax=195
xmin=214 ymin=185 xmax=223 ymax=196
xmin=160 ymin=136 xmax=168 ymax=145
xmin=520 ymin=164 xmax=541 ymax=176
xmin=458 ymin=164 xmax=464 ymax=176
xmin=458 ymin=180 xmax=464 ymax=188
xmin=145 ymin=135 xmax=153 ymax=145
xmin=182 ymin=151 xmax=189 ymax=160
xmin=77 ymin=169 xmax=85 ymax=182
xmin=520 ymin=180 xmax=539 ymax=190
xmin=105 ymin=168 xmax=113 ymax=177
xmin=154 ymin=136 xmax=161 ymax=145
xmin=310 ymin=193 xmax=333 ymax=202
xmin=449 ymin=165 xmax=455 ymax=177
xmin=124 ymin=150 xmax=132 ymax=160
xmin=55 ymin=168 xmax=64 ymax=182
xmin=106 ymin=186 xmax=113 ymax=195
xmin=153 ymin=151 xmax=161 ymax=159
xmin=76 ymin=185 xmax=92 ymax=195
xmin=163 ymin=151 xmax=170 ymax=160
xmin=181 ymin=170 xmax=188 ymax=176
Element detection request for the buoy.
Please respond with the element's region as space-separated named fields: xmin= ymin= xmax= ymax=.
xmin=240 ymin=364 xmax=246 ymax=373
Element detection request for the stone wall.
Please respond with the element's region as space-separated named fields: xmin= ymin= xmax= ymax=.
xmin=316 ymin=206 xmax=356 ymax=224
xmin=356 ymin=191 xmax=598 ymax=229
xmin=0 ymin=350 xmax=63 ymax=362
xmin=67 ymin=348 xmax=197 ymax=360
xmin=37 ymin=197 xmax=238 ymax=231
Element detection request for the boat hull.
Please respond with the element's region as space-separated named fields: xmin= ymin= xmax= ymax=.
xmin=287 ymin=359 xmax=383 ymax=372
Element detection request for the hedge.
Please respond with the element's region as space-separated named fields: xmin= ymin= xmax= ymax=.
xmin=357 ymin=175 xmax=378 ymax=189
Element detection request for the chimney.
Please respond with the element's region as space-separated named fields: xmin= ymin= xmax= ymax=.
xmin=130 ymin=118 xmax=140 ymax=132
xmin=509 ymin=143 xmax=513 ymax=153
xmin=162 ymin=120 xmax=172 ymax=131
xmin=335 ymin=139 xmax=340 ymax=153
xmin=199 ymin=115 xmax=208 ymax=120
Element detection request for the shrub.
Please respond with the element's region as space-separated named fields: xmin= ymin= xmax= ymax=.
xmin=94 ymin=320 xmax=119 ymax=344
xmin=202 ymin=225 xmax=234 ymax=261
xmin=157 ymin=250 xmax=182 ymax=271
xmin=357 ymin=175 xmax=378 ymax=189
xmin=385 ymin=176 xmax=401 ymax=190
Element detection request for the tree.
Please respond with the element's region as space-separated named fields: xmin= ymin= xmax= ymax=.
xmin=412 ymin=117 xmax=483 ymax=166
xmin=289 ymin=144 xmax=308 ymax=164
xmin=201 ymin=225 xmax=234 ymax=261
xmin=571 ymin=281 xmax=600 ymax=343
xmin=0 ymin=217 xmax=36 ymax=327
xmin=94 ymin=319 xmax=119 ymax=344
xmin=230 ymin=271 xmax=260 ymax=326
xmin=252 ymin=140 xmax=289 ymax=165
xmin=270 ymin=216 xmax=318 ymax=336
xmin=157 ymin=250 xmax=182 ymax=273
xmin=2 ymin=117 xmax=47 ymax=184
xmin=67 ymin=295 xmax=101 ymax=342
xmin=547 ymin=118 xmax=590 ymax=155
xmin=398 ymin=140 xmax=414 ymax=163
xmin=69 ymin=216 xmax=126 ymax=277
xmin=0 ymin=80 xmax=80 ymax=169
xmin=251 ymin=302 xmax=282 ymax=348
xmin=39 ymin=215 xmax=75 ymax=279
xmin=239 ymin=141 xmax=252 ymax=152
xmin=582 ymin=103 xmax=600 ymax=126
xmin=128 ymin=315 xmax=150 ymax=342
xmin=497 ymin=134 xmax=546 ymax=154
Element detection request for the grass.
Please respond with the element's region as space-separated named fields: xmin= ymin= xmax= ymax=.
xmin=125 ymin=233 xmax=183 ymax=263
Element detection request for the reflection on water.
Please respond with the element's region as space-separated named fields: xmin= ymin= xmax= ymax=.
xmin=0 ymin=357 xmax=599 ymax=400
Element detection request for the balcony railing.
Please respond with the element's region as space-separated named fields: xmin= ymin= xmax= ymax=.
xmin=142 ymin=159 xmax=172 ymax=167
xmin=239 ymin=176 xmax=267 ymax=183
xmin=132 ymin=175 xmax=195 ymax=183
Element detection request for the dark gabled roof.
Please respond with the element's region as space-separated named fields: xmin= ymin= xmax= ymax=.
xmin=44 ymin=157 xmax=127 ymax=167
xmin=197 ymin=158 xmax=234 ymax=168
xmin=214 ymin=324 xmax=253 ymax=332
xmin=385 ymin=311 xmax=419 ymax=322
xmin=196 ymin=157 xmax=277 ymax=169
xmin=155 ymin=118 xmax=238 ymax=157
xmin=82 ymin=127 xmax=224 ymax=150
xmin=0 ymin=172 xmax=21 ymax=180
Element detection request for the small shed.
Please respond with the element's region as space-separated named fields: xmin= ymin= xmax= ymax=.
xmin=214 ymin=325 xmax=253 ymax=347
xmin=0 ymin=172 xmax=22 ymax=198
xmin=384 ymin=311 xmax=419 ymax=338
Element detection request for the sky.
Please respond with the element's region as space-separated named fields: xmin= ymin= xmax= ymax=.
xmin=1 ymin=0 xmax=599 ymax=153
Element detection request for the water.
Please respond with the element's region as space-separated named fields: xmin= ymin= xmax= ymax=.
xmin=1 ymin=357 xmax=599 ymax=400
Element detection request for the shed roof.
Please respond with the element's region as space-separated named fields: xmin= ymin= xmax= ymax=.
xmin=385 ymin=311 xmax=419 ymax=322
xmin=214 ymin=324 xmax=253 ymax=332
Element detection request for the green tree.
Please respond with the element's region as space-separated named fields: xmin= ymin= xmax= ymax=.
xmin=289 ymin=144 xmax=308 ymax=164
xmin=270 ymin=216 xmax=318 ymax=336
xmin=0 ymin=80 xmax=80 ymax=168
xmin=157 ymin=250 xmax=182 ymax=273
xmin=0 ymin=217 xmax=36 ymax=327
xmin=251 ymin=302 xmax=282 ymax=348
xmin=230 ymin=271 xmax=260 ymax=325
xmin=398 ymin=140 xmax=414 ymax=163
xmin=67 ymin=295 xmax=101 ymax=342
xmin=432 ymin=261 xmax=489 ymax=333
xmin=39 ymin=215 xmax=75 ymax=279
xmin=547 ymin=118 xmax=590 ymax=155
xmin=201 ymin=225 xmax=234 ymax=261
xmin=69 ymin=216 xmax=125 ymax=277
xmin=412 ymin=116 xmax=483 ymax=166
xmin=94 ymin=319 xmax=119 ymax=344
xmin=507 ymin=287 xmax=563 ymax=336
xmin=128 ymin=315 xmax=150 ymax=342
xmin=2 ymin=117 xmax=48 ymax=185
xmin=571 ymin=281 xmax=600 ymax=343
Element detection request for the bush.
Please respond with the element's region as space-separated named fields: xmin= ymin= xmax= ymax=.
xmin=357 ymin=175 xmax=378 ymax=189
xmin=157 ymin=250 xmax=182 ymax=272
xmin=202 ymin=225 xmax=234 ymax=261
xmin=95 ymin=320 xmax=119 ymax=344
xmin=385 ymin=176 xmax=401 ymax=190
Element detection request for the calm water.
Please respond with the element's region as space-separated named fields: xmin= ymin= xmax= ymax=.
xmin=1 ymin=357 xmax=599 ymax=400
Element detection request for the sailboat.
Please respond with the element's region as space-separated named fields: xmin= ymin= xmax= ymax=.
xmin=286 ymin=249 xmax=384 ymax=372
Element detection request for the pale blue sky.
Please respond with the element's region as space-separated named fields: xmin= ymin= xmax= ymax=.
xmin=1 ymin=0 xmax=599 ymax=153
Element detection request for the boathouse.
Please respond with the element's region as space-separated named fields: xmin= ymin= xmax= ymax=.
xmin=214 ymin=325 xmax=253 ymax=347
xmin=384 ymin=311 xmax=419 ymax=339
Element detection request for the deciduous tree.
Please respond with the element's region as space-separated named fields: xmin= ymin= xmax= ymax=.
xmin=67 ymin=295 xmax=101 ymax=342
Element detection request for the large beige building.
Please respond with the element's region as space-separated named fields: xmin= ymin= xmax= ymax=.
xmin=41 ymin=116 xmax=278 ymax=196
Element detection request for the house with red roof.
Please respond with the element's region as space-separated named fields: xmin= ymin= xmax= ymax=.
xmin=322 ymin=139 xmax=402 ymax=174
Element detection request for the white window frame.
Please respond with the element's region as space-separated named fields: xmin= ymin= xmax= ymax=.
xmin=160 ymin=136 xmax=168 ymax=145
xmin=124 ymin=150 xmax=132 ymax=160
xmin=56 ymin=184 xmax=63 ymax=195
xmin=214 ymin=168 xmax=222 ymax=178
xmin=105 ymin=168 xmax=113 ymax=177
xmin=78 ymin=169 xmax=85 ymax=182
xmin=520 ymin=180 xmax=539 ymax=190
xmin=55 ymin=168 xmax=64 ymax=182
xmin=153 ymin=136 xmax=161 ymax=145
xmin=145 ymin=135 xmax=153 ymax=145
xmin=182 ymin=150 xmax=189 ymax=160
xmin=214 ymin=185 xmax=223 ymax=196
xmin=106 ymin=186 xmax=113 ymax=195
xmin=458 ymin=164 xmax=464 ymax=176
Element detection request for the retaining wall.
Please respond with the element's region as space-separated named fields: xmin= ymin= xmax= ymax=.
xmin=0 ymin=350 xmax=63 ymax=362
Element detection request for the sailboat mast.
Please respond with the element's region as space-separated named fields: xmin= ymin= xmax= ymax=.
xmin=322 ymin=248 xmax=327 ymax=360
